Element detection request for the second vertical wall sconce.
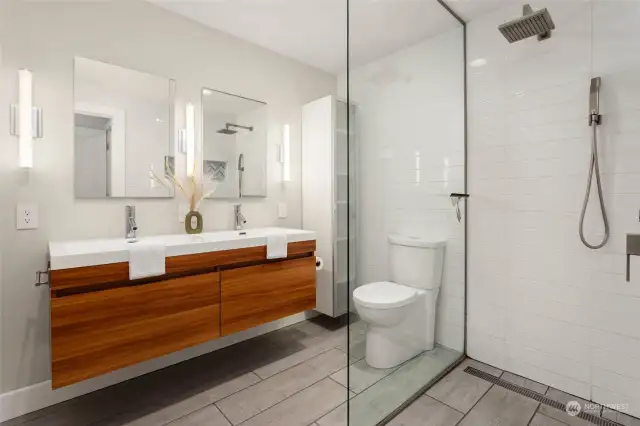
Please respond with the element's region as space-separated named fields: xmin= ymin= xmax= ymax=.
xmin=185 ymin=103 xmax=195 ymax=177
xmin=10 ymin=69 xmax=43 ymax=168
xmin=280 ymin=124 xmax=291 ymax=182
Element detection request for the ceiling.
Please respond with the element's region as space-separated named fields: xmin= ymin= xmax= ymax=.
xmin=150 ymin=0 xmax=506 ymax=75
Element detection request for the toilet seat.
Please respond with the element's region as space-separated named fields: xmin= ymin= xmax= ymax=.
xmin=353 ymin=281 xmax=417 ymax=310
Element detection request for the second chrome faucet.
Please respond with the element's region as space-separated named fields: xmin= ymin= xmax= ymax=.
xmin=234 ymin=204 xmax=246 ymax=230
xmin=125 ymin=205 xmax=138 ymax=241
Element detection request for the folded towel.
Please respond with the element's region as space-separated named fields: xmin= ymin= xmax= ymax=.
xmin=266 ymin=233 xmax=288 ymax=259
xmin=129 ymin=243 xmax=166 ymax=280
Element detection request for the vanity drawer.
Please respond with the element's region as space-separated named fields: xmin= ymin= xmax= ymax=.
xmin=221 ymin=257 xmax=316 ymax=336
xmin=51 ymin=272 xmax=220 ymax=388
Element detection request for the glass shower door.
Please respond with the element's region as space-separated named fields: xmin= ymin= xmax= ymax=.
xmin=346 ymin=1 xmax=467 ymax=424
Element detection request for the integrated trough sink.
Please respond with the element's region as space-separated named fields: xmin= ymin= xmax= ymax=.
xmin=49 ymin=227 xmax=316 ymax=270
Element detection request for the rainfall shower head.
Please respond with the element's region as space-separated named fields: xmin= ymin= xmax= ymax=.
xmin=217 ymin=127 xmax=237 ymax=135
xmin=498 ymin=4 xmax=555 ymax=43
xmin=217 ymin=123 xmax=254 ymax=135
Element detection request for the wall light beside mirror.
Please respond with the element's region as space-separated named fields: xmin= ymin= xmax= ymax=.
xmin=281 ymin=124 xmax=291 ymax=182
xmin=185 ymin=102 xmax=195 ymax=177
xmin=9 ymin=69 xmax=43 ymax=168
xmin=201 ymin=87 xmax=267 ymax=199
xmin=73 ymin=56 xmax=175 ymax=199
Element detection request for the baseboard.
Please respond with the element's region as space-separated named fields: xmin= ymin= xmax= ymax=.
xmin=0 ymin=310 xmax=318 ymax=423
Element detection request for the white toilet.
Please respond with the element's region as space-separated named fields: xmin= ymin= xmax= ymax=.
xmin=353 ymin=234 xmax=445 ymax=369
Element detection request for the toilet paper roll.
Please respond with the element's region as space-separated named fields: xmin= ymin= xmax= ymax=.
xmin=315 ymin=256 xmax=324 ymax=271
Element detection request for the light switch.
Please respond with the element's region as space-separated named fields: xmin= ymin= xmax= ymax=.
xmin=278 ymin=202 xmax=287 ymax=219
xmin=17 ymin=204 xmax=38 ymax=230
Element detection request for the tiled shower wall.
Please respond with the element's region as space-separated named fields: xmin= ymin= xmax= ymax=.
xmin=468 ymin=0 xmax=640 ymax=416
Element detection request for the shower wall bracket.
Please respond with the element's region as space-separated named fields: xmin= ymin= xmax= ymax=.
xmin=625 ymin=234 xmax=640 ymax=282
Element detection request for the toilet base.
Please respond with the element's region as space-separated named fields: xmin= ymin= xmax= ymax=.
xmin=365 ymin=325 xmax=433 ymax=369
xmin=359 ymin=289 xmax=439 ymax=369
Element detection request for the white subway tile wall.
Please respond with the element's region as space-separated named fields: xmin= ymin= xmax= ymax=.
xmin=348 ymin=27 xmax=466 ymax=352
xmin=468 ymin=0 xmax=640 ymax=417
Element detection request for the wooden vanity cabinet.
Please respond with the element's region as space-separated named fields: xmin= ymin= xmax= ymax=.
xmin=221 ymin=257 xmax=316 ymax=336
xmin=50 ymin=272 xmax=220 ymax=388
xmin=49 ymin=240 xmax=316 ymax=388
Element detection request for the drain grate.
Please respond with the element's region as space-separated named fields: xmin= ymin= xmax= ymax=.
xmin=464 ymin=367 xmax=622 ymax=426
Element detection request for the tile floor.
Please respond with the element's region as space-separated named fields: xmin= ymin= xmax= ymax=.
xmin=3 ymin=313 xmax=636 ymax=426
xmin=389 ymin=358 xmax=640 ymax=426
xmin=0 ymin=316 xmax=460 ymax=426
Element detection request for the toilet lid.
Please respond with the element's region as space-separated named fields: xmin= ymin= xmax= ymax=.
xmin=353 ymin=281 xmax=417 ymax=310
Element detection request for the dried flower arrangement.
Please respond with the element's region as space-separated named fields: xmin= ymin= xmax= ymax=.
xmin=149 ymin=157 xmax=217 ymax=212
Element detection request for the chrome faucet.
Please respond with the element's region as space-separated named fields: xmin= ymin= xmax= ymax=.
xmin=126 ymin=205 xmax=138 ymax=240
xmin=234 ymin=204 xmax=246 ymax=230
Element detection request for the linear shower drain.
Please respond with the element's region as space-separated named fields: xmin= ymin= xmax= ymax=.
xmin=463 ymin=367 xmax=622 ymax=426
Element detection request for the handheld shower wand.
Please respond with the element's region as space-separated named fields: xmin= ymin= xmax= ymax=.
xmin=579 ymin=77 xmax=609 ymax=249
xmin=238 ymin=153 xmax=244 ymax=198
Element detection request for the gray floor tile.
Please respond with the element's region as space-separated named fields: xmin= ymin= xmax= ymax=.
xmin=240 ymin=378 xmax=349 ymax=426
xmin=336 ymin=332 xmax=366 ymax=362
xmin=330 ymin=359 xmax=397 ymax=394
xmin=315 ymin=402 xmax=346 ymax=426
xmin=94 ymin=371 xmax=262 ymax=426
xmin=91 ymin=395 xmax=217 ymax=426
xmin=457 ymin=386 xmax=539 ymax=426
xmin=254 ymin=334 xmax=343 ymax=379
xmin=529 ymin=413 xmax=569 ymax=426
xmin=168 ymin=405 xmax=231 ymax=426
xmin=386 ymin=395 xmax=464 ymax=426
xmin=347 ymin=347 xmax=461 ymax=426
xmin=603 ymin=410 xmax=640 ymax=426
xmin=10 ymin=392 xmax=132 ymax=426
xmin=459 ymin=358 xmax=502 ymax=377
xmin=539 ymin=388 xmax=599 ymax=426
xmin=0 ymin=409 xmax=51 ymax=426
xmin=545 ymin=388 xmax=600 ymax=416
xmin=500 ymin=371 xmax=548 ymax=394
xmin=201 ymin=372 xmax=263 ymax=402
xmin=536 ymin=406 xmax=592 ymax=426
xmin=216 ymin=349 xmax=347 ymax=425
xmin=426 ymin=362 xmax=493 ymax=413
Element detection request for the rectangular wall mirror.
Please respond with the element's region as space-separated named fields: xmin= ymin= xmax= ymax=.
xmin=74 ymin=57 xmax=175 ymax=198
xmin=202 ymin=88 xmax=267 ymax=199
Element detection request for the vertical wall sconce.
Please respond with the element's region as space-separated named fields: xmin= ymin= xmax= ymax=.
xmin=10 ymin=69 xmax=43 ymax=168
xmin=281 ymin=124 xmax=291 ymax=182
xmin=185 ymin=103 xmax=195 ymax=177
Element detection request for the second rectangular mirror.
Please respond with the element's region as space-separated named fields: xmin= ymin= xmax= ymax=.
xmin=202 ymin=88 xmax=267 ymax=199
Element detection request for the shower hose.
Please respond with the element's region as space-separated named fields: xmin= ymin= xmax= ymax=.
xmin=578 ymin=122 xmax=610 ymax=249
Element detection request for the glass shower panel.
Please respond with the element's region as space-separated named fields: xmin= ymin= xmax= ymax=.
xmin=346 ymin=1 xmax=466 ymax=424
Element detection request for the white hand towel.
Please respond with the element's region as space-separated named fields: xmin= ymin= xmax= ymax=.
xmin=266 ymin=233 xmax=288 ymax=259
xmin=129 ymin=243 xmax=166 ymax=280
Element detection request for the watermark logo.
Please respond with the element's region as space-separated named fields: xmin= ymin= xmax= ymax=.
xmin=566 ymin=401 xmax=582 ymax=417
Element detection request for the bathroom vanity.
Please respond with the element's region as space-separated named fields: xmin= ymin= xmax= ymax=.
xmin=48 ymin=228 xmax=316 ymax=388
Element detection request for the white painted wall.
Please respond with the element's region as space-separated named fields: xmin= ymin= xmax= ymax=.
xmin=467 ymin=0 xmax=640 ymax=416
xmin=339 ymin=27 xmax=466 ymax=351
xmin=0 ymin=0 xmax=335 ymax=405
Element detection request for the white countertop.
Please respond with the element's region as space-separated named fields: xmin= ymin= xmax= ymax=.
xmin=49 ymin=227 xmax=316 ymax=270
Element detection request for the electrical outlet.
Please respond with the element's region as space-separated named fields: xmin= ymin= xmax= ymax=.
xmin=17 ymin=204 xmax=38 ymax=230
xmin=278 ymin=202 xmax=287 ymax=219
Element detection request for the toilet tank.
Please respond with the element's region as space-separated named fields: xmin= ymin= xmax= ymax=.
xmin=388 ymin=235 xmax=445 ymax=290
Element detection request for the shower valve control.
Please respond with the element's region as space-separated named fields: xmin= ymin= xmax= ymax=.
xmin=625 ymin=234 xmax=640 ymax=282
